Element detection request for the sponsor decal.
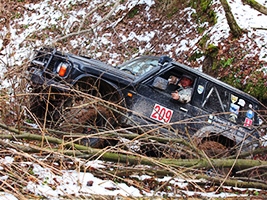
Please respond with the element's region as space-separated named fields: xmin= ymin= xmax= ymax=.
xmin=229 ymin=113 xmax=238 ymax=123
xmin=231 ymin=94 xmax=238 ymax=103
xmin=246 ymin=110 xmax=254 ymax=119
xmin=238 ymin=99 xmax=245 ymax=107
xmin=230 ymin=103 xmax=240 ymax=115
xmin=244 ymin=117 xmax=253 ymax=127
xmin=208 ymin=114 xmax=214 ymax=123
xmin=197 ymin=85 xmax=204 ymax=94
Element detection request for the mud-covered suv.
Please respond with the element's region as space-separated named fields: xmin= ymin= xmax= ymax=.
xmin=27 ymin=47 xmax=262 ymax=152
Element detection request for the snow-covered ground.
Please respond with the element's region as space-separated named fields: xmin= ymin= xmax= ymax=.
xmin=0 ymin=0 xmax=267 ymax=199
xmin=0 ymin=156 xmax=263 ymax=199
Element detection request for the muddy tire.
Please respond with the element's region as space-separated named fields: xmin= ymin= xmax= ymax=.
xmin=193 ymin=126 xmax=235 ymax=157
xmin=198 ymin=140 xmax=229 ymax=157
xmin=58 ymin=78 xmax=123 ymax=148
xmin=28 ymin=77 xmax=123 ymax=148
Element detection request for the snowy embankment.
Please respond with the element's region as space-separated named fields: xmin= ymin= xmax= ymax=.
xmin=0 ymin=0 xmax=267 ymax=199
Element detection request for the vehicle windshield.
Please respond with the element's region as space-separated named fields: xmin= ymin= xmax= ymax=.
xmin=117 ymin=57 xmax=159 ymax=77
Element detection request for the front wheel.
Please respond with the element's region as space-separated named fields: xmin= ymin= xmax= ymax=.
xmin=59 ymin=96 xmax=117 ymax=148
xmin=59 ymin=78 xmax=124 ymax=148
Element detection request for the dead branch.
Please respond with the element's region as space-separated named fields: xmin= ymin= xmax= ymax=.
xmin=227 ymin=146 xmax=267 ymax=159
xmin=197 ymin=174 xmax=267 ymax=190
xmin=242 ymin=0 xmax=267 ymax=15
xmin=251 ymin=27 xmax=267 ymax=30
xmin=78 ymin=1 xmax=106 ymax=32
xmin=53 ymin=0 xmax=121 ymax=43
xmin=235 ymin=164 xmax=267 ymax=174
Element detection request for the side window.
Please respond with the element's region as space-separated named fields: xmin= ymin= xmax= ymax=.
xmin=202 ymin=83 xmax=257 ymax=127
xmin=151 ymin=67 xmax=196 ymax=104
xmin=202 ymin=84 xmax=228 ymax=114
xmin=229 ymin=95 xmax=256 ymax=126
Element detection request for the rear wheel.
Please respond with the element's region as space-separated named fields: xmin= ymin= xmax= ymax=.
xmin=198 ymin=140 xmax=229 ymax=157
xmin=193 ymin=126 xmax=236 ymax=158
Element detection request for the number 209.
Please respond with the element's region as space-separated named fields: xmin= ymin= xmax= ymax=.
xmin=150 ymin=104 xmax=173 ymax=123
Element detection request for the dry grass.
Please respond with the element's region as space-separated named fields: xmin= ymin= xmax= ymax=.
xmin=0 ymin=70 xmax=267 ymax=199
xmin=0 ymin=1 xmax=267 ymax=197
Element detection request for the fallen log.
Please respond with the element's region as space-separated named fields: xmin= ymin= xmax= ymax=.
xmin=1 ymin=122 xmax=267 ymax=170
xmin=197 ymin=174 xmax=267 ymax=190
xmin=1 ymin=135 xmax=267 ymax=171
xmin=2 ymin=140 xmax=267 ymax=191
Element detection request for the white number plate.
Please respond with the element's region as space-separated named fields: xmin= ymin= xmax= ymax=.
xmin=150 ymin=104 xmax=173 ymax=123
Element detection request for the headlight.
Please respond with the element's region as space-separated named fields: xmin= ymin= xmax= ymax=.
xmin=56 ymin=62 xmax=69 ymax=77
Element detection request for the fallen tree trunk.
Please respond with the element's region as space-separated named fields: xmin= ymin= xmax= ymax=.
xmin=197 ymin=174 xmax=267 ymax=190
xmin=1 ymin=122 xmax=267 ymax=170
xmin=1 ymin=134 xmax=267 ymax=171
xmin=2 ymin=140 xmax=267 ymax=190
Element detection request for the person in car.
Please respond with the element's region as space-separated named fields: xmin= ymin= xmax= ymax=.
xmin=168 ymin=75 xmax=194 ymax=103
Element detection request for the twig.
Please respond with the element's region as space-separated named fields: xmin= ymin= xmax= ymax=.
xmin=53 ymin=0 xmax=121 ymax=43
xmin=231 ymin=176 xmax=267 ymax=185
xmin=78 ymin=1 xmax=107 ymax=32
xmin=251 ymin=27 xmax=267 ymax=30
xmin=235 ymin=164 xmax=267 ymax=174
xmin=215 ymin=133 xmax=246 ymax=193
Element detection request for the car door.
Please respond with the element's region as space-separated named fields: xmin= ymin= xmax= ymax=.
xmin=126 ymin=71 xmax=197 ymax=135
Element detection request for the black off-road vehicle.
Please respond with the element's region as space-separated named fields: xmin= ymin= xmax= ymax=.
xmin=27 ymin=47 xmax=262 ymax=154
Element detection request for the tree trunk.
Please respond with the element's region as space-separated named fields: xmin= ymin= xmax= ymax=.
xmin=1 ymin=122 xmax=267 ymax=171
xmin=242 ymin=0 xmax=267 ymax=15
xmin=220 ymin=0 xmax=243 ymax=37
xmin=3 ymin=134 xmax=267 ymax=171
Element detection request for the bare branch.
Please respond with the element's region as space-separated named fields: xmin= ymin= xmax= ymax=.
xmin=242 ymin=0 xmax=267 ymax=15
xmin=53 ymin=0 xmax=121 ymax=43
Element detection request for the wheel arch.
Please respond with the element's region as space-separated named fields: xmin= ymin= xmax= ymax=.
xmin=193 ymin=126 xmax=236 ymax=148
xmin=72 ymin=74 xmax=125 ymax=104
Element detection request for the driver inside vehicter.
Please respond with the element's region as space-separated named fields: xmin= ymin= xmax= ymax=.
xmin=168 ymin=74 xmax=194 ymax=103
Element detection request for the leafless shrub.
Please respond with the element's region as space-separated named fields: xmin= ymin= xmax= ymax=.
xmin=0 ymin=76 xmax=267 ymax=198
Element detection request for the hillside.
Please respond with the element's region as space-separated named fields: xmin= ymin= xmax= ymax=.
xmin=0 ymin=0 xmax=267 ymax=199
xmin=0 ymin=0 xmax=267 ymax=101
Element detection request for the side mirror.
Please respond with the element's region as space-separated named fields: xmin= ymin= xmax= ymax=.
xmin=152 ymin=77 xmax=168 ymax=90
